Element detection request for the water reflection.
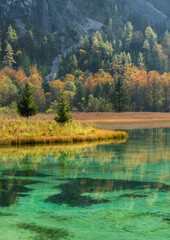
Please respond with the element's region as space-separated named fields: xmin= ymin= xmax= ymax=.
xmin=0 ymin=178 xmax=39 ymax=207
xmin=45 ymin=178 xmax=170 ymax=207
xmin=0 ymin=129 xmax=169 ymax=240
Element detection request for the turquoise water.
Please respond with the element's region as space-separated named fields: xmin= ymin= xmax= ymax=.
xmin=0 ymin=128 xmax=169 ymax=240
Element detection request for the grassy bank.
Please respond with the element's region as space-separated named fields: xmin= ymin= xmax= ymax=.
xmin=0 ymin=115 xmax=127 ymax=146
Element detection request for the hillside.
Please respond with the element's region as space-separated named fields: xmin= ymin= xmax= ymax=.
xmin=0 ymin=0 xmax=169 ymax=113
xmin=0 ymin=0 xmax=102 ymax=35
xmin=73 ymin=0 xmax=170 ymax=30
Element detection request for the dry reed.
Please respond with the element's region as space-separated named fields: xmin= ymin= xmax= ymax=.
xmin=0 ymin=115 xmax=127 ymax=146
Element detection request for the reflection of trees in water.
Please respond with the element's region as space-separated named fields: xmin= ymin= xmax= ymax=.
xmin=0 ymin=144 xmax=97 ymax=165
xmin=0 ymin=178 xmax=39 ymax=207
xmin=0 ymin=129 xmax=169 ymax=204
xmin=0 ymin=154 xmax=51 ymax=207
xmin=128 ymin=128 xmax=170 ymax=148
xmin=0 ymin=129 xmax=169 ymax=179
xmin=45 ymin=177 xmax=170 ymax=207
xmin=55 ymin=129 xmax=170 ymax=183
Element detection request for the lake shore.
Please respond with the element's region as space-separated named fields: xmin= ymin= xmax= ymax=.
xmin=0 ymin=115 xmax=127 ymax=146
xmin=15 ymin=112 xmax=169 ymax=122
xmin=72 ymin=112 xmax=170 ymax=130
xmin=29 ymin=112 xmax=170 ymax=130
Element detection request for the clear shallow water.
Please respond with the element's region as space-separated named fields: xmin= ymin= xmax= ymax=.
xmin=0 ymin=128 xmax=169 ymax=240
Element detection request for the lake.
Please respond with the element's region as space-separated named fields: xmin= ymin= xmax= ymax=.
xmin=0 ymin=128 xmax=169 ymax=240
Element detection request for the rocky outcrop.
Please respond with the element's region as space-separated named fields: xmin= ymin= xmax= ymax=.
xmin=0 ymin=0 xmax=103 ymax=80
xmin=0 ymin=0 xmax=102 ymax=35
xmin=145 ymin=0 xmax=170 ymax=17
xmin=46 ymin=17 xmax=103 ymax=80
xmin=0 ymin=0 xmax=35 ymax=19
xmin=119 ymin=0 xmax=170 ymax=30
xmin=40 ymin=0 xmax=103 ymax=35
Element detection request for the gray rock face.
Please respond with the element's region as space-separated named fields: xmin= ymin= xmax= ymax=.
xmin=0 ymin=0 xmax=103 ymax=79
xmin=145 ymin=0 xmax=170 ymax=17
xmin=1 ymin=0 xmax=169 ymax=33
xmin=0 ymin=0 xmax=102 ymax=35
xmin=0 ymin=0 xmax=35 ymax=18
xmin=39 ymin=0 xmax=93 ymax=34
xmin=129 ymin=0 xmax=167 ymax=25
xmin=119 ymin=0 xmax=170 ymax=30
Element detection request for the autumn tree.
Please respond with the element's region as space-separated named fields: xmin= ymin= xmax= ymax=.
xmin=28 ymin=65 xmax=46 ymax=111
xmin=162 ymin=73 xmax=170 ymax=112
xmin=148 ymin=71 xmax=163 ymax=112
xmin=123 ymin=22 xmax=133 ymax=50
xmin=137 ymin=52 xmax=145 ymax=70
xmin=0 ymin=76 xmax=18 ymax=107
xmin=3 ymin=43 xmax=16 ymax=67
xmin=7 ymin=25 xmax=18 ymax=43
xmin=124 ymin=66 xmax=148 ymax=111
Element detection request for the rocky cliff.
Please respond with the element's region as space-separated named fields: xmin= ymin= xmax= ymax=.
xmin=1 ymin=0 xmax=169 ymax=34
xmin=0 ymin=0 xmax=102 ymax=35
xmin=119 ymin=0 xmax=169 ymax=30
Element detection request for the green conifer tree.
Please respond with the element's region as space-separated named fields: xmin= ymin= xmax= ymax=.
xmin=54 ymin=95 xmax=72 ymax=124
xmin=73 ymin=82 xmax=85 ymax=111
xmin=21 ymin=52 xmax=31 ymax=76
xmin=112 ymin=77 xmax=130 ymax=112
xmin=17 ymin=83 xmax=38 ymax=118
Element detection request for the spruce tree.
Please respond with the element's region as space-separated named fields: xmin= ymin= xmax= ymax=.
xmin=21 ymin=52 xmax=31 ymax=76
xmin=73 ymin=82 xmax=85 ymax=111
xmin=54 ymin=95 xmax=72 ymax=124
xmin=17 ymin=83 xmax=38 ymax=118
xmin=112 ymin=77 xmax=130 ymax=112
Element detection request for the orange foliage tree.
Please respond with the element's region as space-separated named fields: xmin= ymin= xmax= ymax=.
xmin=84 ymin=71 xmax=114 ymax=91
xmin=124 ymin=66 xmax=148 ymax=111
xmin=28 ymin=65 xmax=46 ymax=111
xmin=49 ymin=80 xmax=65 ymax=102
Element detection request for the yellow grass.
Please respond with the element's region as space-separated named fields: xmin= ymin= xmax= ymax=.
xmin=0 ymin=115 xmax=127 ymax=146
xmin=3 ymin=112 xmax=170 ymax=121
xmin=72 ymin=112 xmax=170 ymax=121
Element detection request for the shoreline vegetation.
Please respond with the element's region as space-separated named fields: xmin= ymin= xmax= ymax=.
xmin=0 ymin=115 xmax=127 ymax=146
xmin=1 ymin=112 xmax=170 ymax=146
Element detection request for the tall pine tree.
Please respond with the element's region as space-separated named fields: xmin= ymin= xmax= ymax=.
xmin=54 ymin=95 xmax=72 ymax=124
xmin=112 ymin=77 xmax=130 ymax=112
xmin=17 ymin=83 xmax=38 ymax=118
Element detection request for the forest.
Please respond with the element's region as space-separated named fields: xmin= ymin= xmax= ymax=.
xmin=0 ymin=0 xmax=169 ymax=113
